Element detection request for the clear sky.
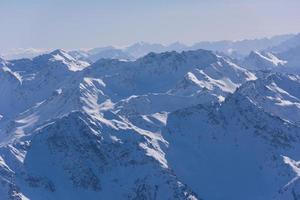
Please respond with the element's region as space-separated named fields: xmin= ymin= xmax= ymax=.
xmin=0 ymin=0 xmax=300 ymax=52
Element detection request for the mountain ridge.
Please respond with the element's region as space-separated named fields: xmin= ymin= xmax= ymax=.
xmin=1 ymin=47 xmax=300 ymax=199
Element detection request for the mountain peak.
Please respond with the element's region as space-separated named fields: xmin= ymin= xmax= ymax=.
xmin=243 ymin=50 xmax=287 ymax=70
xmin=1 ymin=34 xmax=300 ymax=199
xmin=130 ymin=41 xmax=162 ymax=47
xmin=50 ymin=49 xmax=67 ymax=55
xmin=49 ymin=49 xmax=75 ymax=61
xmin=167 ymin=42 xmax=187 ymax=50
xmin=0 ymin=57 xmax=7 ymax=67
xmin=42 ymin=49 xmax=90 ymax=71
xmin=235 ymin=72 xmax=300 ymax=125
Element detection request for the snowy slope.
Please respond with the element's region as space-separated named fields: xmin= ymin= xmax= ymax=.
xmin=0 ymin=49 xmax=255 ymax=140
xmin=165 ymin=89 xmax=300 ymax=200
xmin=91 ymin=50 xmax=255 ymax=116
xmin=242 ymin=48 xmax=300 ymax=74
xmin=0 ymin=111 xmax=199 ymax=200
xmin=0 ymin=57 xmax=7 ymax=67
xmin=236 ymin=73 xmax=300 ymax=125
xmin=0 ymin=48 xmax=299 ymax=200
xmin=242 ymin=51 xmax=287 ymax=70
xmin=0 ymin=49 xmax=90 ymax=127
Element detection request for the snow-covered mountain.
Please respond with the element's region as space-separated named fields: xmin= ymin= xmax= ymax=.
xmin=87 ymin=46 xmax=134 ymax=62
xmin=242 ymin=48 xmax=300 ymax=74
xmin=68 ymin=50 xmax=90 ymax=62
xmin=124 ymin=42 xmax=166 ymax=58
xmin=0 ymin=57 xmax=7 ymax=67
xmin=242 ymin=51 xmax=287 ymax=70
xmin=2 ymin=33 xmax=295 ymax=64
xmin=1 ymin=33 xmax=298 ymax=63
xmin=80 ymin=42 xmax=179 ymax=62
xmin=87 ymin=50 xmax=255 ymax=116
xmin=0 ymin=48 xmax=299 ymax=200
xmin=0 ymin=49 xmax=89 ymax=119
xmin=165 ymin=88 xmax=300 ymax=200
xmin=236 ymin=73 xmax=300 ymax=125
xmin=83 ymin=34 xmax=295 ymax=61
xmin=241 ymin=34 xmax=300 ymax=73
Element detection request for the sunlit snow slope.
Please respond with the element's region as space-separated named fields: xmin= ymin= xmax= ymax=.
xmin=0 ymin=49 xmax=299 ymax=200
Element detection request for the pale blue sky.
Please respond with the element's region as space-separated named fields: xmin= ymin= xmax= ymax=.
xmin=0 ymin=0 xmax=300 ymax=52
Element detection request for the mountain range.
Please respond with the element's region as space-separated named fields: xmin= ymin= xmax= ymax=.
xmin=0 ymin=33 xmax=300 ymax=199
xmin=2 ymin=33 xmax=299 ymax=61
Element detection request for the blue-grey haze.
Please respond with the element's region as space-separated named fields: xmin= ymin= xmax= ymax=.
xmin=0 ymin=0 xmax=300 ymax=53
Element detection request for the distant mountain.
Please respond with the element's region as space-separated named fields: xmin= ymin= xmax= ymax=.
xmin=88 ymin=48 xmax=133 ymax=62
xmin=68 ymin=46 xmax=134 ymax=63
xmin=1 ymin=33 xmax=297 ymax=62
xmin=86 ymin=34 xmax=294 ymax=60
xmin=124 ymin=42 xmax=166 ymax=58
xmin=0 ymin=48 xmax=49 ymax=60
xmin=269 ymin=33 xmax=300 ymax=53
xmin=277 ymin=45 xmax=300 ymax=72
xmin=86 ymin=42 xmax=188 ymax=60
xmin=92 ymin=34 xmax=295 ymax=60
xmin=166 ymin=42 xmax=188 ymax=52
xmin=192 ymin=34 xmax=294 ymax=57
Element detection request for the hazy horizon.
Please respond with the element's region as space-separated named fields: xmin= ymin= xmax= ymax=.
xmin=1 ymin=0 xmax=300 ymax=53
xmin=1 ymin=32 xmax=298 ymax=55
